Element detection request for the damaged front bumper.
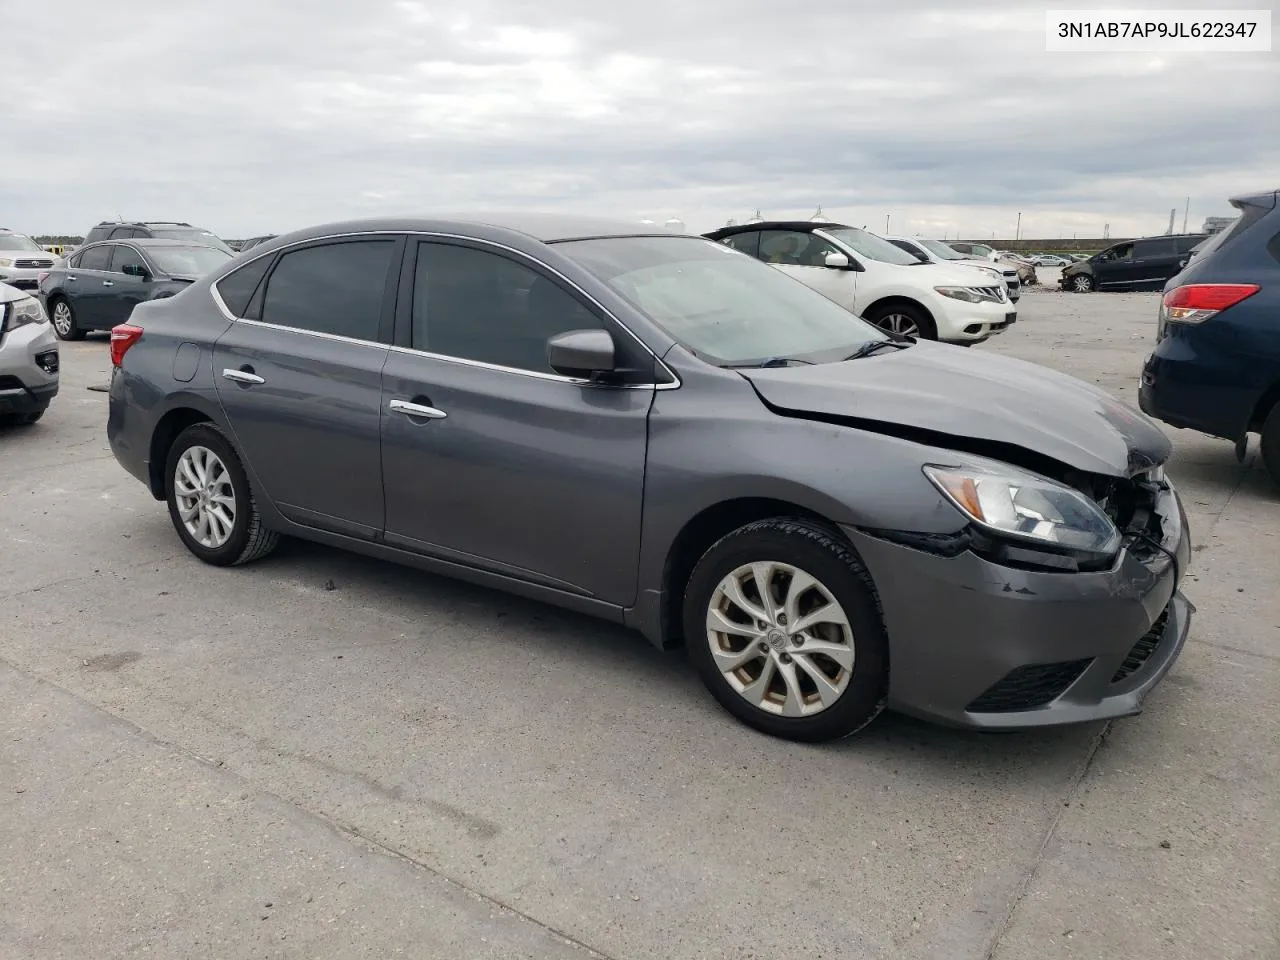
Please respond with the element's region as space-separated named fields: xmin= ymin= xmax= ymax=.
xmin=842 ymin=481 xmax=1192 ymax=730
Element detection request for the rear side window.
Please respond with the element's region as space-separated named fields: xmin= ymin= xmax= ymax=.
xmin=259 ymin=240 xmax=396 ymax=341
xmin=1175 ymin=235 xmax=1206 ymax=253
xmin=1138 ymin=238 xmax=1175 ymax=257
xmin=77 ymin=245 xmax=112 ymax=271
xmin=214 ymin=255 xmax=273 ymax=317
xmin=719 ymin=231 xmax=761 ymax=258
xmin=84 ymin=226 xmax=110 ymax=244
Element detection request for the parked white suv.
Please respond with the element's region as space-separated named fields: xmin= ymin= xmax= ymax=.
xmin=704 ymin=221 xmax=1016 ymax=344
xmin=0 ymin=281 xmax=59 ymax=426
xmin=881 ymin=234 xmax=1020 ymax=302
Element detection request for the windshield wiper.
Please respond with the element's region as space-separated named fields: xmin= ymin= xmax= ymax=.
xmin=843 ymin=339 xmax=912 ymax=361
xmin=726 ymin=356 xmax=815 ymax=369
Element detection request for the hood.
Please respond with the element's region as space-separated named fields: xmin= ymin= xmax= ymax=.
xmin=738 ymin=339 xmax=1170 ymax=478
xmin=0 ymin=280 xmax=35 ymax=304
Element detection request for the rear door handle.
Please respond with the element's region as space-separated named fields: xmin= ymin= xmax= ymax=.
xmin=389 ymin=399 xmax=447 ymax=420
xmin=102 ymin=280 xmax=114 ymax=287
xmin=66 ymin=276 xmax=76 ymax=282
xmin=222 ymin=368 xmax=265 ymax=385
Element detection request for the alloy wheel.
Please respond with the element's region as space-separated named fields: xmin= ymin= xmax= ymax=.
xmin=1072 ymin=276 xmax=1093 ymax=292
xmin=173 ymin=445 xmax=237 ymax=549
xmin=52 ymin=301 xmax=73 ymax=337
xmin=877 ymin=313 xmax=920 ymax=337
xmin=705 ymin=561 xmax=855 ymax=717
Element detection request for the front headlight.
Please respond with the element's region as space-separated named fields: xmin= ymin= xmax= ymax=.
xmin=1 ymin=296 xmax=48 ymax=332
xmin=924 ymin=463 xmax=1121 ymax=557
xmin=934 ymin=285 xmax=1002 ymax=303
xmin=0 ymin=258 xmax=13 ymax=268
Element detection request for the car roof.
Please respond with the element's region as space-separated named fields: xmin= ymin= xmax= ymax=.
xmin=265 ymin=213 xmax=683 ymax=246
xmin=705 ymin=220 xmax=854 ymax=237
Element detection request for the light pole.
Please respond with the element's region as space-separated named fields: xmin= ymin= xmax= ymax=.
xmin=1016 ymin=211 xmax=1021 ymax=241
xmin=885 ymin=214 xmax=890 ymax=233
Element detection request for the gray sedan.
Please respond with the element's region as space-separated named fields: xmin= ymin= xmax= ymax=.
xmin=105 ymin=214 xmax=1192 ymax=742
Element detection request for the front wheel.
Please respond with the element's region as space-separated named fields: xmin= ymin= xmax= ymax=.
xmin=165 ymin=422 xmax=280 ymax=566
xmin=864 ymin=302 xmax=936 ymax=341
xmin=1069 ymin=274 xmax=1095 ymax=293
xmin=683 ymin=518 xmax=889 ymax=742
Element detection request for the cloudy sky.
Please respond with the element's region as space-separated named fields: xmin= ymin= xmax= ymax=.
xmin=4 ymin=0 xmax=1276 ymax=240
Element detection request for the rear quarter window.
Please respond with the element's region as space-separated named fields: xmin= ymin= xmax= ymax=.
xmin=213 ymin=255 xmax=273 ymax=317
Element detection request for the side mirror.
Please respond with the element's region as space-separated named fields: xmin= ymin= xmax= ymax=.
xmin=122 ymin=263 xmax=149 ymax=279
xmin=823 ymin=251 xmax=851 ymax=269
xmin=547 ymin=328 xmax=616 ymax=379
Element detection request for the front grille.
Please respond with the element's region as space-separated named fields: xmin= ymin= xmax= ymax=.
xmin=967 ymin=659 xmax=1093 ymax=713
xmin=14 ymin=258 xmax=53 ymax=269
xmin=1111 ymin=606 xmax=1170 ymax=683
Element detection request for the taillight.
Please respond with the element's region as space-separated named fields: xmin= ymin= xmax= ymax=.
xmin=1162 ymin=283 xmax=1260 ymax=325
xmin=109 ymin=324 xmax=144 ymax=367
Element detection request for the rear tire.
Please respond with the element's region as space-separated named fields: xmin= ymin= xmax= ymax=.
xmin=165 ymin=422 xmax=280 ymax=566
xmin=1261 ymin=406 xmax=1280 ymax=489
xmin=864 ymin=302 xmax=937 ymax=341
xmin=49 ymin=297 xmax=85 ymax=341
xmin=683 ymin=518 xmax=889 ymax=742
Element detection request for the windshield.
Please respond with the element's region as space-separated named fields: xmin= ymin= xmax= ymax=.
xmin=558 ymin=235 xmax=886 ymax=366
xmin=149 ymin=228 xmax=234 ymax=255
xmin=0 ymin=234 xmax=45 ymax=252
xmin=822 ymin=227 xmax=922 ymax=266
xmin=913 ymin=236 xmax=968 ymax=261
xmin=148 ymin=244 xmax=233 ymax=278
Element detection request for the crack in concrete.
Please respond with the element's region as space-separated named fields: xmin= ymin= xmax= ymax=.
xmin=0 ymin=654 xmax=617 ymax=960
xmin=981 ymin=721 xmax=1115 ymax=960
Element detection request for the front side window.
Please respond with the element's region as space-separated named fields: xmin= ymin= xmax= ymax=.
xmin=560 ymin=235 xmax=884 ymax=367
xmin=108 ymin=244 xmax=149 ymax=275
xmin=1102 ymin=243 xmax=1134 ymax=261
xmin=259 ymin=239 xmax=396 ymax=342
xmin=77 ymin=245 xmax=113 ymax=271
xmin=759 ymin=231 xmax=841 ymax=267
xmin=412 ymin=241 xmax=602 ymax=374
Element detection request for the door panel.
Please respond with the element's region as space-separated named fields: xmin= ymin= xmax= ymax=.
xmin=104 ymin=244 xmax=150 ymax=325
xmin=379 ymin=237 xmax=653 ymax=604
xmin=211 ymin=236 xmax=404 ymax=538
xmin=380 ymin=354 xmax=652 ymax=602
xmin=68 ymin=244 xmax=115 ymax=329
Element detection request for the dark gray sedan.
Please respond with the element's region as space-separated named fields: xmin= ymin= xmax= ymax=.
xmin=105 ymin=214 xmax=1192 ymax=742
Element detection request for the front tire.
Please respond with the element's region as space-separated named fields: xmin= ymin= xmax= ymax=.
xmin=49 ymin=297 xmax=85 ymax=341
xmin=864 ymin=302 xmax=937 ymax=341
xmin=1069 ymin=274 xmax=1095 ymax=293
xmin=1261 ymin=406 xmax=1280 ymax=489
xmin=683 ymin=518 xmax=889 ymax=742
xmin=165 ymin=422 xmax=280 ymax=566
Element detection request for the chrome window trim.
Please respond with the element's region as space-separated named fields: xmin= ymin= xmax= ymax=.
xmin=208 ymin=229 xmax=681 ymax=390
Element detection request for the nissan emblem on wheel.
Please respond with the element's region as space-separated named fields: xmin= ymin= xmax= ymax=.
xmin=105 ymin=214 xmax=1191 ymax=742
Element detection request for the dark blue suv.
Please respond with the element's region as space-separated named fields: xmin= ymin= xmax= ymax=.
xmin=1139 ymin=188 xmax=1280 ymax=485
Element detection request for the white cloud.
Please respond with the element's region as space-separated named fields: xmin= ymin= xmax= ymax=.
xmin=2 ymin=0 xmax=1275 ymax=239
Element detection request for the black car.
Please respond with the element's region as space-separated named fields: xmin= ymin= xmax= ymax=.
xmin=38 ymin=239 xmax=232 ymax=341
xmin=1061 ymin=234 xmax=1206 ymax=293
xmin=1139 ymin=188 xmax=1280 ymax=485
xmin=82 ymin=221 xmax=234 ymax=256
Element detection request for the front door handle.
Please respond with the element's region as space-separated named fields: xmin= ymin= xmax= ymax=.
xmin=222 ymin=368 xmax=265 ymax=385
xmin=66 ymin=275 xmax=76 ymax=282
xmin=102 ymin=280 xmax=114 ymax=287
xmin=389 ymin=399 xmax=447 ymax=420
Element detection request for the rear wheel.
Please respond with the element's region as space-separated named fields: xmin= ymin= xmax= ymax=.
xmin=49 ymin=298 xmax=85 ymax=341
xmin=864 ymin=302 xmax=936 ymax=341
xmin=1261 ymin=405 xmax=1280 ymax=489
xmin=165 ymin=422 xmax=280 ymax=566
xmin=683 ymin=518 xmax=889 ymax=742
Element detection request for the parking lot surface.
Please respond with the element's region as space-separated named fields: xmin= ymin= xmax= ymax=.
xmin=2 ymin=287 xmax=1277 ymax=960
